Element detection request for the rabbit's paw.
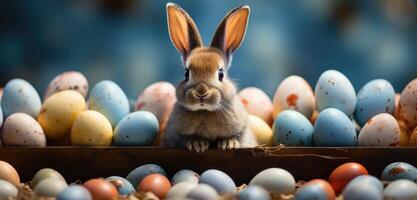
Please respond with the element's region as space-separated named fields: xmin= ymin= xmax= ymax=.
xmin=186 ymin=138 xmax=210 ymax=153
xmin=217 ymin=138 xmax=240 ymax=150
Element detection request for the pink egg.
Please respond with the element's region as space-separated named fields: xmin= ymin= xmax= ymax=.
xmin=398 ymin=78 xmax=417 ymax=130
xmin=44 ymin=71 xmax=89 ymax=99
xmin=238 ymin=87 xmax=274 ymax=125
xmin=273 ymin=75 xmax=315 ymax=119
xmin=2 ymin=113 xmax=46 ymax=146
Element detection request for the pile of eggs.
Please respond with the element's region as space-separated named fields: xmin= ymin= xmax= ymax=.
xmin=1 ymin=159 xmax=417 ymax=200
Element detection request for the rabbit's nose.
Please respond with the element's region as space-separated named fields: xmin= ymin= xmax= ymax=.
xmin=195 ymin=83 xmax=209 ymax=98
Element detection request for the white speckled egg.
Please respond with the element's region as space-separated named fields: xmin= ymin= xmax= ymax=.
xmin=315 ymin=70 xmax=356 ymax=116
xmin=249 ymin=168 xmax=295 ymax=194
xmin=1 ymin=113 xmax=46 ymax=146
xmin=238 ymin=87 xmax=274 ymax=125
xmin=273 ymin=75 xmax=315 ymax=119
xmin=71 ymin=110 xmax=113 ymax=146
xmin=1 ymin=79 xmax=42 ymax=118
xmin=358 ymin=113 xmax=400 ymax=146
xmin=384 ymin=180 xmax=417 ymax=199
xmin=45 ymin=71 xmax=89 ymax=99
xmin=398 ymin=78 xmax=417 ymax=130
xmin=248 ymin=115 xmax=274 ymax=146
xmin=0 ymin=179 xmax=18 ymax=199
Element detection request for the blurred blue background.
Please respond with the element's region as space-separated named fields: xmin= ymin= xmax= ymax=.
xmin=0 ymin=0 xmax=416 ymax=99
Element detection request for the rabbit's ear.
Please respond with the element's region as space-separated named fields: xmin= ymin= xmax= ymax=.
xmin=210 ymin=6 xmax=250 ymax=61
xmin=167 ymin=3 xmax=203 ymax=60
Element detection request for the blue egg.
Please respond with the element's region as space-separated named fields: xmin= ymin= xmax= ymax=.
xmin=105 ymin=176 xmax=135 ymax=195
xmin=238 ymin=185 xmax=270 ymax=200
xmin=381 ymin=162 xmax=417 ymax=182
xmin=273 ymin=110 xmax=314 ymax=146
xmin=57 ymin=185 xmax=92 ymax=200
xmin=187 ymin=184 xmax=219 ymax=200
xmin=315 ymin=70 xmax=356 ymax=116
xmin=294 ymin=184 xmax=328 ymax=200
xmin=384 ymin=180 xmax=417 ymax=199
xmin=199 ymin=169 xmax=237 ymax=194
xmin=126 ymin=164 xmax=166 ymax=188
xmin=172 ymin=169 xmax=200 ymax=185
xmin=347 ymin=175 xmax=383 ymax=192
xmin=354 ymin=79 xmax=395 ymax=126
xmin=313 ymin=108 xmax=357 ymax=146
xmin=1 ymin=79 xmax=41 ymax=118
xmin=343 ymin=181 xmax=382 ymax=200
xmin=114 ymin=111 xmax=159 ymax=146
xmin=88 ymin=80 xmax=130 ymax=127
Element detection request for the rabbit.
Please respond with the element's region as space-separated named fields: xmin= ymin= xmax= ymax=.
xmin=161 ymin=2 xmax=258 ymax=152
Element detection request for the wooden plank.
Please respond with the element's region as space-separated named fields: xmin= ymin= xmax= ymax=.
xmin=0 ymin=147 xmax=416 ymax=185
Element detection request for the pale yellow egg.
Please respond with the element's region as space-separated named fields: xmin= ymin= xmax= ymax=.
xmin=248 ymin=115 xmax=274 ymax=146
xmin=71 ymin=110 xmax=113 ymax=146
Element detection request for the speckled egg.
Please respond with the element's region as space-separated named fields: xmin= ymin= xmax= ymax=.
xmin=398 ymin=78 xmax=417 ymax=130
xmin=238 ymin=185 xmax=270 ymax=200
xmin=138 ymin=174 xmax=171 ymax=199
xmin=83 ymin=178 xmax=118 ymax=200
xmin=239 ymin=87 xmax=274 ymax=125
xmin=384 ymin=180 xmax=417 ymax=199
xmin=135 ymin=82 xmax=177 ymax=137
xmin=273 ymin=110 xmax=314 ymax=146
xmin=0 ymin=179 xmax=18 ymax=199
xmin=171 ymin=169 xmax=200 ymax=185
xmin=346 ymin=175 xmax=384 ymax=192
xmin=57 ymin=185 xmax=92 ymax=200
xmin=313 ymin=108 xmax=357 ymax=146
xmin=34 ymin=177 xmax=68 ymax=197
xmin=167 ymin=182 xmax=196 ymax=199
xmin=45 ymin=71 xmax=89 ymax=99
xmin=71 ymin=110 xmax=113 ymax=146
xmin=200 ymin=169 xmax=236 ymax=194
xmin=328 ymin=162 xmax=368 ymax=194
xmin=342 ymin=180 xmax=382 ymax=200
xmin=381 ymin=162 xmax=417 ymax=182
xmin=186 ymin=184 xmax=219 ymax=200
xmin=294 ymin=179 xmax=335 ymax=200
xmin=38 ymin=90 xmax=86 ymax=140
xmin=249 ymin=168 xmax=295 ymax=194
xmin=354 ymin=79 xmax=395 ymax=127
xmin=273 ymin=75 xmax=315 ymax=119
xmin=114 ymin=111 xmax=159 ymax=146
xmin=88 ymin=80 xmax=130 ymax=127
xmin=315 ymin=70 xmax=356 ymax=116
xmin=32 ymin=168 xmax=66 ymax=188
xmin=126 ymin=164 xmax=166 ymax=188
xmin=1 ymin=113 xmax=46 ymax=146
xmin=248 ymin=115 xmax=274 ymax=146
xmin=1 ymin=79 xmax=41 ymax=118
xmin=105 ymin=176 xmax=135 ymax=195
xmin=358 ymin=113 xmax=400 ymax=146
xmin=0 ymin=160 xmax=20 ymax=187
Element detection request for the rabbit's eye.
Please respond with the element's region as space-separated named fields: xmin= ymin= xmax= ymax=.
xmin=218 ymin=69 xmax=224 ymax=81
xmin=184 ymin=69 xmax=190 ymax=81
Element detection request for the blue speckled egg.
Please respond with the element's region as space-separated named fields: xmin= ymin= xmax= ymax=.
xmin=126 ymin=164 xmax=166 ymax=188
xmin=273 ymin=110 xmax=314 ymax=146
xmin=171 ymin=169 xmax=200 ymax=185
xmin=88 ymin=80 xmax=130 ymax=127
xmin=313 ymin=108 xmax=357 ymax=146
xmin=347 ymin=175 xmax=383 ymax=192
xmin=315 ymin=70 xmax=356 ymax=116
xmin=199 ymin=169 xmax=236 ymax=194
xmin=57 ymin=185 xmax=92 ymax=200
xmin=249 ymin=168 xmax=295 ymax=194
xmin=238 ymin=185 xmax=270 ymax=200
xmin=1 ymin=79 xmax=41 ymax=118
xmin=354 ymin=79 xmax=395 ymax=126
xmin=187 ymin=184 xmax=219 ymax=200
xmin=343 ymin=181 xmax=382 ymax=200
xmin=114 ymin=111 xmax=159 ymax=146
xmin=384 ymin=180 xmax=417 ymax=199
xmin=105 ymin=176 xmax=135 ymax=195
xmin=381 ymin=162 xmax=417 ymax=182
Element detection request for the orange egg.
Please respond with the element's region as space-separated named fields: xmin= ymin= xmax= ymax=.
xmin=328 ymin=162 xmax=368 ymax=194
xmin=84 ymin=178 xmax=118 ymax=200
xmin=0 ymin=160 xmax=20 ymax=187
xmin=303 ymin=179 xmax=336 ymax=200
xmin=138 ymin=174 xmax=171 ymax=199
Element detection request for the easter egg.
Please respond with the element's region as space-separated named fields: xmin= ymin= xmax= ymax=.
xmin=0 ymin=179 xmax=18 ymax=199
xmin=38 ymin=90 xmax=86 ymax=140
xmin=57 ymin=185 xmax=92 ymax=200
xmin=294 ymin=179 xmax=335 ymax=200
xmin=342 ymin=181 xmax=382 ymax=200
xmin=1 ymin=113 xmax=46 ymax=146
xmin=398 ymin=78 xmax=417 ymax=130
xmin=248 ymin=115 xmax=274 ymax=146
xmin=238 ymin=185 xmax=271 ymax=200
xmin=34 ymin=177 xmax=68 ymax=197
xmin=273 ymin=110 xmax=314 ymax=146
xmin=105 ymin=176 xmax=135 ymax=195
xmin=45 ymin=71 xmax=89 ymax=99
xmin=83 ymin=178 xmax=118 ymax=200
xmin=171 ymin=169 xmax=200 ymax=185
xmin=315 ymin=70 xmax=356 ymax=116
xmin=88 ymin=80 xmax=130 ymax=127
xmin=71 ymin=110 xmax=113 ymax=146
xmin=239 ymin=87 xmax=274 ymax=125
xmin=0 ymin=160 xmax=20 ymax=187
xmin=328 ymin=162 xmax=368 ymax=194
xmin=1 ymin=79 xmax=41 ymax=118
xmin=313 ymin=108 xmax=357 ymax=146
xmin=273 ymin=75 xmax=315 ymax=119
xmin=249 ymin=168 xmax=295 ymax=194
xmin=186 ymin=184 xmax=219 ymax=200
xmin=384 ymin=180 xmax=417 ymax=199
xmin=32 ymin=168 xmax=66 ymax=188
xmin=167 ymin=182 xmax=196 ymax=199
xmin=200 ymin=169 xmax=237 ymax=194
xmin=358 ymin=113 xmax=400 ymax=146
xmin=138 ymin=174 xmax=171 ymax=199
xmin=346 ymin=175 xmax=383 ymax=192
xmin=126 ymin=164 xmax=166 ymax=188
xmin=114 ymin=111 xmax=159 ymax=146
xmin=354 ymin=79 xmax=395 ymax=126
xmin=381 ymin=162 xmax=417 ymax=182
